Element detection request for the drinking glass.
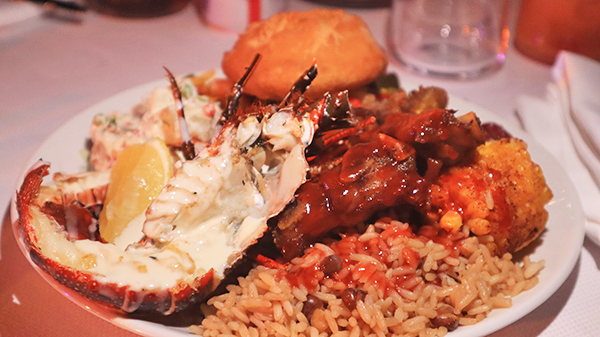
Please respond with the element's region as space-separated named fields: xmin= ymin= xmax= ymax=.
xmin=389 ymin=0 xmax=510 ymax=79
xmin=202 ymin=0 xmax=288 ymax=33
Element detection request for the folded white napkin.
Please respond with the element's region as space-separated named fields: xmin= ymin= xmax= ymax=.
xmin=518 ymin=51 xmax=600 ymax=245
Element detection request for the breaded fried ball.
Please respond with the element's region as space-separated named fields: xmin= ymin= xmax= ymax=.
xmin=431 ymin=138 xmax=553 ymax=255
xmin=222 ymin=9 xmax=388 ymax=101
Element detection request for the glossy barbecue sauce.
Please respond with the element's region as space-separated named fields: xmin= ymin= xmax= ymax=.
xmin=274 ymin=109 xmax=485 ymax=260
xmin=275 ymin=109 xmax=491 ymax=298
xmin=435 ymin=166 xmax=513 ymax=234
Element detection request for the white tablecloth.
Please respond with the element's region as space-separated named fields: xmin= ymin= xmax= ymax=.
xmin=1 ymin=1 xmax=598 ymax=336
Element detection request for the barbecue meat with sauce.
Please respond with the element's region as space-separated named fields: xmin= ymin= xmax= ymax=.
xmin=273 ymin=106 xmax=552 ymax=260
xmin=273 ymin=109 xmax=486 ymax=260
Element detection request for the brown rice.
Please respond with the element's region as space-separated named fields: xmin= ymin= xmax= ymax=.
xmin=191 ymin=219 xmax=543 ymax=337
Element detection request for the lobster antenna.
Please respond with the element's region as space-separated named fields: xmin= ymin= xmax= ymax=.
xmin=222 ymin=53 xmax=262 ymax=123
xmin=279 ymin=59 xmax=318 ymax=109
xmin=164 ymin=66 xmax=195 ymax=161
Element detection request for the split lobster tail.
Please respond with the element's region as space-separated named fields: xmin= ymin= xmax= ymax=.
xmin=13 ymin=60 xmax=329 ymax=315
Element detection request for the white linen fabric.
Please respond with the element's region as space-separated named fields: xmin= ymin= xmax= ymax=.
xmin=518 ymin=51 xmax=600 ymax=245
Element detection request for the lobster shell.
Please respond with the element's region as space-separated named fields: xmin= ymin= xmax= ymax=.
xmin=15 ymin=162 xmax=215 ymax=314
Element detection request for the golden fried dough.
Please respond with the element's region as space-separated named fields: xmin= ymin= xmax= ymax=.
xmin=222 ymin=9 xmax=388 ymax=101
xmin=433 ymin=138 xmax=553 ymax=255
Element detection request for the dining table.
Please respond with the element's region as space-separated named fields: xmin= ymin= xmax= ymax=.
xmin=1 ymin=0 xmax=599 ymax=336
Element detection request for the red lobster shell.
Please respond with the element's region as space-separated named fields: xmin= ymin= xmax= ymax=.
xmin=15 ymin=162 xmax=215 ymax=314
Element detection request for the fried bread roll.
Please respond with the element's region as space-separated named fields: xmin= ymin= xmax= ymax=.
xmin=433 ymin=138 xmax=553 ymax=255
xmin=222 ymin=9 xmax=388 ymax=101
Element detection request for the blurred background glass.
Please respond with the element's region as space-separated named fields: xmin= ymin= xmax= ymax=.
xmin=199 ymin=0 xmax=288 ymax=33
xmin=389 ymin=0 xmax=510 ymax=79
xmin=514 ymin=0 xmax=600 ymax=64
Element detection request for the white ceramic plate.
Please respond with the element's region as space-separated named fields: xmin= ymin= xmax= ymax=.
xmin=10 ymin=75 xmax=585 ymax=337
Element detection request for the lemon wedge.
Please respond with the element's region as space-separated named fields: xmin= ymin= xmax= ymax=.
xmin=99 ymin=138 xmax=173 ymax=246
